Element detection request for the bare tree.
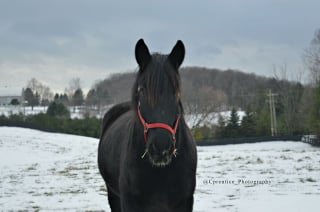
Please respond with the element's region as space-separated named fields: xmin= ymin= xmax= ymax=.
xmin=40 ymin=86 xmax=53 ymax=106
xmin=26 ymin=78 xmax=53 ymax=106
xmin=65 ymin=78 xmax=82 ymax=101
xmin=303 ymin=29 xmax=320 ymax=85
xmin=27 ymin=78 xmax=40 ymax=92
xmin=303 ymin=29 xmax=320 ymax=135
xmin=273 ymin=64 xmax=304 ymax=135
xmin=183 ymin=86 xmax=227 ymax=128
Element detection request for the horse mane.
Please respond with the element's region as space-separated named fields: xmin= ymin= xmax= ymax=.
xmin=100 ymin=101 xmax=131 ymax=139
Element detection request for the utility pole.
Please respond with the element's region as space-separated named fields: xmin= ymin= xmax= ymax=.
xmin=267 ymin=90 xmax=278 ymax=136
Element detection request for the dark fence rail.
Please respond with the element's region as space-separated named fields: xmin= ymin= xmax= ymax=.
xmin=301 ymin=135 xmax=320 ymax=146
xmin=197 ymin=135 xmax=302 ymax=146
xmin=0 ymin=120 xmax=59 ymax=133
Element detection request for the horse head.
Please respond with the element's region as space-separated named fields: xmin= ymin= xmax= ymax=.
xmin=133 ymin=39 xmax=185 ymax=167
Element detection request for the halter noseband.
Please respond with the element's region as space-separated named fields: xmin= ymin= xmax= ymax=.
xmin=137 ymin=101 xmax=180 ymax=150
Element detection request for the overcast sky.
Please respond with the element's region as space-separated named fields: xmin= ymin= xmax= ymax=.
xmin=0 ymin=0 xmax=319 ymax=95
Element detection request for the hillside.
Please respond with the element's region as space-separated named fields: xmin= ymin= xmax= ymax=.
xmin=93 ymin=67 xmax=308 ymax=136
xmin=95 ymin=67 xmax=303 ymax=111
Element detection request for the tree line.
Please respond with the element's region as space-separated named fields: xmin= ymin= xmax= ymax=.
xmin=14 ymin=66 xmax=310 ymax=140
xmin=20 ymin=77 xmax=112 ymax=112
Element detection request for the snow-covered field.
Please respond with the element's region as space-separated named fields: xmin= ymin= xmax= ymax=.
xmin=0 ymin=127 xmax=319 ymax=211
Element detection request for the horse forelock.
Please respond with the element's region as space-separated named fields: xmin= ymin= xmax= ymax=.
xmin=136 ymin=53 xmax=181 ymax=107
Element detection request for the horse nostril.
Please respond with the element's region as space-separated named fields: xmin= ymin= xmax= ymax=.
xmin=162 ymin=150 xmax=169 ymax=156
xmin=151 ymin=142 xmax=171 ymax=156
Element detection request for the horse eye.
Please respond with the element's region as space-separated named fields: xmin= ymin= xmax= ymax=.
xmin=176 ymin=92 xmax=181 ymax=101
xmin=138 ymin=86 xmax=145 ymax=96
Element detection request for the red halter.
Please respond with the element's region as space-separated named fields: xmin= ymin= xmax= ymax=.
xmin=137 ymin=101 xmax=180 ymax=146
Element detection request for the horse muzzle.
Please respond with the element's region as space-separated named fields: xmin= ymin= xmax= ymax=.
xmin=145 ymin=129 xmax=175 ymax=167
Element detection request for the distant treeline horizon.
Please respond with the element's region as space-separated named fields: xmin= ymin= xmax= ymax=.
xmin=1 ymin=65 xmax=317 ymax=139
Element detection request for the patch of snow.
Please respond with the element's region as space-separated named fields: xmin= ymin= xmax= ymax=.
xmin=195 ymin=142 xmax=320 ymax=212
xmin=0 ymin=106 xmax=101 ymax=119
xmin=0 ymin=127 xmax=107 ymax=211
xmin=185 ymin=111 xmax=246 ymax=128
xmin=0 ymin=106 xmax=47 ymax=116
xmin=1 ymin=127 xmax=319 ymax=211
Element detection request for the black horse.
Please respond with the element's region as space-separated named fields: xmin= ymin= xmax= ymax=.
xmin=98 ymin=39 xmax=197 ymax=212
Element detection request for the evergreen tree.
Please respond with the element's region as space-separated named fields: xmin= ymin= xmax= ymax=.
xmin=86 ymin=89 xmax=99 ymax=106
xmin=72 ymin=89 xmax=84 ymax=106
xmin=41 ymin=99 xmax=50 ymax=106
xmin=47 ymin=102 xmax=70 ymax=118
xmin=54 ymin=93 xmax=69 ymax=106
xmin=225 ymin=108 xmax=240 ymax=138
xmin=23 ymin=88 xmax=39 ymax=110
xmin=10 ymin=99 xmax=20 ymax=105
xmin=60 ymin=93 xmax=69 ymax=106
xmin=240 ymin=106 xmax=257 ymax=137
xmin=54 ymin=93 xmax=60 ymax=102
xmin=255 ymin=108 xmax=271 ymax=136
xmin=34 ymin=92 xmax=40 ymax=106
xmin=24 ymin=88 xmax=34 ymax=105
xmin=215 ymin=114 xmax=226 ymax=138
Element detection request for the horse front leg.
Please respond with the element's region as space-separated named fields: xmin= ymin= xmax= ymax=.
xmin=121 ymin=192 xmax=168 ymax=212
xmin=120 ymin=192 xmax=145 ymax=212
xmin=120 ymin=192 xmax=194 ymax=212
xmin=107 ymin=186 xmax=122 ymax=212
xmin=173 ymin=195 xmax=194 ymax=212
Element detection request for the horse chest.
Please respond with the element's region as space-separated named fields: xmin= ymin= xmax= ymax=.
xmin=119 ymin=168 xmax=190 ymax=210
xmin=120 ymin=160 xmax=193 ymax=197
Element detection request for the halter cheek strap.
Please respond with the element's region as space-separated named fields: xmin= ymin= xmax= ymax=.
xmin=137 ymin=101 xmax=180 ymax=151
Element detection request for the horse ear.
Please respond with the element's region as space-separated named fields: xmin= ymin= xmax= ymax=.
xmin=169 ymin=40 xmax=185 ymax=69
xmin=135 ymin=39 xmax=151 ymax=69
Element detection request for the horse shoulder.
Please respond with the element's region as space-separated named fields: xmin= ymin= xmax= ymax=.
xmin=100 ymin=101 xmax=131 ymax=139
